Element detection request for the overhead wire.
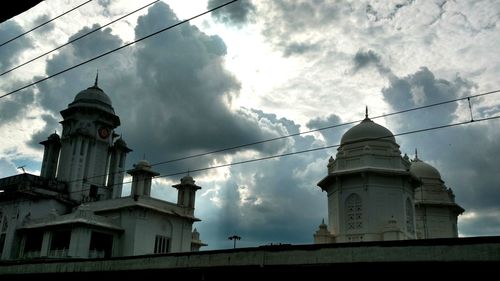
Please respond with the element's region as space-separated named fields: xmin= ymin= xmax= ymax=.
xmin=48 ymin=87 xmax=500 ymax=187
xmin=59 ymin=88 xmax=500 ymax=186
xmin=0 ymin=0 xmax=92 ymax=47
xmin=31 ymin=113 xmax=500 ymax=197
xmin=0 ymin=0 xmax=160 ymax=77
xmin=150 ymin=115 xmax=500 ymax=180
xmin=148 ymin=89 xmax=500 ymax=168
xmin=0 ymin=0 xmax=240 ymax=100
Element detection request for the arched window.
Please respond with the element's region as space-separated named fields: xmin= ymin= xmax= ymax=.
xmin=346 ymin=193 xmax=362 ymax=230
xmin=406 ymin=198 xmax=414 ymax=233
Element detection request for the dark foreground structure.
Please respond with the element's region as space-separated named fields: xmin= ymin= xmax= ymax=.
xmin=1 ymin=236 xmax=499 ymax=279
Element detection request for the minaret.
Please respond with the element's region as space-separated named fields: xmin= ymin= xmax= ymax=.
xmin=39 ymin=132 xmax=61 ymax=179
xmin=172 ymin=175 xmax=201 ymax=215
xmin=313 ymin=219 xmax=334 ymax=244
xmin=127 ymin=159 xmax=159 ymax=197
xmin=108 ymin=137 xmax=132 ymax=199
xmin=57 ymin=75 xmax=121 ymax=201
xmin=190 ymin=228 xmax=207 ymax=251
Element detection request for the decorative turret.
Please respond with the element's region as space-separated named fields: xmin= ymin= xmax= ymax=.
xmin=39 ymin=132 xmax=61 ymax=179
xmin=190 ymin=228 xmax=207 ymax=251
xmin=127 ymin=159 xmax=159 ymax=197
xmin=313 ymin=219 xmax=334 ymax=244
xmin=108 ymin=137 xmax=132 ymax=199
xmin=172 ymin=175 xmax=201 ymax=215
xmin=410 ymin=149 xmax=464 ymax=238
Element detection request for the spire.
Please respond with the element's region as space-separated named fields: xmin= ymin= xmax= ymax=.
xmin=94 ymin=70 xmax=99 ymax=87
xmin=415 ymin=148 xmax=418 ymax=159
xmin=365 ymin=105 xmax=368 ymax=119
xmin=322 ymin=218 xmax=325 ymax=224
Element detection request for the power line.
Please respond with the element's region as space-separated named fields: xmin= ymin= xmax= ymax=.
xmin=148 ymin=89 xmax=500 ymax=167
xmin=62 ymin=89 xmax=500 ymax=186
xmin=150 ymin=115 xmax=500 ymax=180
xmin=0 ymin=0 xmax=240 ymax=100
xmin=5 ymin=113 xmax=500 ymax=202
xmin=0 ymin=0 xmax=160 ymax=77
xmin=0 ymin=0 xmax=92 ymax=48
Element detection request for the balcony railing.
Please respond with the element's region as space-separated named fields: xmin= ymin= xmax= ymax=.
xmin=48 ymin=248 xmax=68 ymax=258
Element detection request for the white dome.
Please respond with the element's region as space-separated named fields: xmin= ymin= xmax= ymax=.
xmin=410 ymin=159 xmax=441 ymax=179
xmin=341 ymin=118 xmax=396 ymax=145
xmin=135 ymin=159 xmax=151 ymax=169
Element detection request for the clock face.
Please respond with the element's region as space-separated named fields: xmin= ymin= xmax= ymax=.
xmin=98 ymin=127 xmax=109 ymax=139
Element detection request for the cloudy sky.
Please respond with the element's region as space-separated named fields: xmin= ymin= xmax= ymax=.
xmin=0 ymin=0 xmax=499 ymax=249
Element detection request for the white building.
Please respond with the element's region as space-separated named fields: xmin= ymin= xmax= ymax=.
xmin=314 ymin=109 xmax=464 ymax=243
xmin=0 ymin=76 xmax=206 ymax=260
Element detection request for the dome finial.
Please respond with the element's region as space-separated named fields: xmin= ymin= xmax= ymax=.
xmin=365 ymin=105 xmax=369 ymax=119
xmin=94 ymin=70 xmax=99 ymax=87
xmin=415 ymin=148 xmax=419 ymax=159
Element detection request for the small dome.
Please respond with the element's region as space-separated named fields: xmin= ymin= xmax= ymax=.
xmin=181 ymin=175 xmax=195 ymax=184
xmin=135 ymin=159 xmax=151 ymax=169
xmin=114 ymin=137 xmax=127 ymax=147
xmin=410 ymin=159 xmax=441 ymax=179
xmin=341 ymin=118 xmax=396 ymax=145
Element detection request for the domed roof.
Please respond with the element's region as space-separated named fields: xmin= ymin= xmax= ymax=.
xmin=410 ymin=158 xmax=441 ymax=179
xmin=68 ymin=74 xmax=115 ymax=114
xmin=74 ymin=85 xmax=112 ymax=106
xmin=341 ymin=117 xmax=396 ymax=145
xmin=114 ymin=137 xmax=128 ymax=147
xmin=48 ymin=132 xmax=60 ymax=140
xmin=181 ymin=175 xmax=195 ymax=184
xmin=135 ymin=159 xmax=151 ymax=169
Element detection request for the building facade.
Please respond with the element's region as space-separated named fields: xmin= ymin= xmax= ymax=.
xmin=315 ymin=110 xmax=464 ymax=243
xmin=0 ymin=77 xmax=206 ymax=260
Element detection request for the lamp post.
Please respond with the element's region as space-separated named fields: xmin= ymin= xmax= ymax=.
xmin=228 ymin=235 xmax=241 ymax=249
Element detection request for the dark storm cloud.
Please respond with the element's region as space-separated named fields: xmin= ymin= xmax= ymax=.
xmin=0 ymin=21 xmax=37 ymax=125
xmin=122 ymin=2 xmax=289 ymax=172
xmin=0 ymin=81 xmax=36 ymax=123
xmin=283 ymin=42 xmax=321 ymax=57
xmin=27 ymin=114 xmax=60 ymax=149
xmin=208 ymin=0 xmax=256 ymax=26
xmin=365 ymin=1 xmax=415 ymax=22
xmin=352 ymin=49 xmax=391 ymax=74
xmin=32 ymin=14 xmax=54 ymax=33
xmin=32 ymin=23 xmax=124 ymax=128
xmin=306 ymin=114 xmax=345 ymax=145
xmin=197 ymin=115 xmax=329 ymax=248
xmin=353 ymin=49 xmax=380 ymax=71
xmin=259 ymin=0 xmax=342 ymax=56
xmin=383 ymin=67 xmax=475 ymax=129
xmin=381 ymin=67 xmax=500 ymax=236
xmin=0 ymin=20 xmax=33 ymax=72
xmin=31 ymin=2 xmax=290 ymax=176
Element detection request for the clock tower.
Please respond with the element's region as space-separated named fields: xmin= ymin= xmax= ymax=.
xmin=56 ymin=74 xmax=130 ymax=202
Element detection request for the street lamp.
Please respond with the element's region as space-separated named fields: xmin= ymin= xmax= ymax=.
xmin=228 ymin=235 xmax=241 ymax=249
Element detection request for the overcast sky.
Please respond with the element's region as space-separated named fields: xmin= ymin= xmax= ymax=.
xmin=0 ymin=0 xmax=499 ymax=249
